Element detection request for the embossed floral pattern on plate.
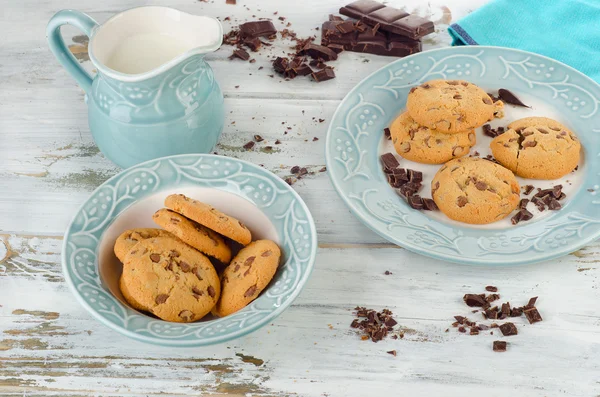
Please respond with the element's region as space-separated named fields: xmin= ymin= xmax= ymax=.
xmin=326 ymin=47 xmax=600 ymax=266
xmin=62 ymin=154 xmax=317 ymax=346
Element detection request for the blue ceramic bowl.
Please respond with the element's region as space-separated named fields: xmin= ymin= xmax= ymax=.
xmin=62 ymin=154 xmax=317 ymax=346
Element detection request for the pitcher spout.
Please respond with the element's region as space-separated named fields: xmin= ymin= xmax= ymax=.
xmin=88 ymin=6 xmax=222 ymax=83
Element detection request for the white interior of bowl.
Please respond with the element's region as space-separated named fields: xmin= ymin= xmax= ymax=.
xmin=379 ymin=89 xmax=586 ymax=230
xmin=97 ymin=187 xmax=279 ymax=319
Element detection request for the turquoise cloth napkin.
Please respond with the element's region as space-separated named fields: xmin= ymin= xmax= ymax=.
xmin=448 ymin=0 xmax=600 ymax=82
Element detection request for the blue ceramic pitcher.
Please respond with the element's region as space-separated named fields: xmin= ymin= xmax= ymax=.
xmin=47 ymin=6 xmax=225 ymax=168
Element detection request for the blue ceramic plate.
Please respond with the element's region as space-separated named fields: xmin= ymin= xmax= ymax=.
xmin=326 ymin=46 xmax=600 ymax=266
xmin=63 ymin=154 xmax=317 ymax=346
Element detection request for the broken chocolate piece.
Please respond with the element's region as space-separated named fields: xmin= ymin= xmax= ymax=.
xmin=524 ymin=307 xmax=543 ymax=324
xmin=408 ymin=194 xmax=423 ymax=210
xmin=243 ymin=37 xmax=262 ymax=51
xmin=464 ymin=294 xmax=487 ymax=307
xmin=240 ymin=20 xmax=277 ymax=39
xmin=493 ymin=340 xmax=507 ymax=352
xmin=300 ymin=43 xmax=338 ymax=61
xmin=499 ymin=322 xmax=518 ymax=336
xmin=407 ymin=169 xmax=423 ymax=183
xmin=380 ymin=153 xmax=400 ymax=172
xmin=339 ymin=0 xmax=434 ymax=39
xmin=243 ymin=141 xmax=255 ymax=150
xmin=311 ymin=67 xmax=335 ymax=82
xmin=498 ymin=88 xmax=530 ymax=108
xmin=523 ymin=185 xmax=535 ymax=195
xmin=422 ymin=198 xmax=438 ymax=211
xmin=384 ymin=127 xmax=391 ymax=140
xmin=485 ymin=286 xmax=498 ymax=292
xmin=519 ymin=198 xmax=529 ymax=209
xmin=231 ymin=48 xmax=250 ymax=60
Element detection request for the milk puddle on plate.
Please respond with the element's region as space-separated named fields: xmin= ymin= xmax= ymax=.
xmin=378 ymin=89 xmax=585 ymax=230
xmin=105 ymin=33 xmax=192 ymax=74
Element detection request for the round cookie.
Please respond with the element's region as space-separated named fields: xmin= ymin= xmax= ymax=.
xmin=490 ymin=117 xmax=580 ymax=180
xmin=212 ymin=240 xmax=281 ymax=318
xmin=165 ymin=194 xmax=252 ymax=245
xmin=390 ymin=112 xmax=476 ymax=164
xmin=152 ymin=208 xmax=232 ymax=263
xmin=121 ymin=236 xmax=221 ymax=323
xmin=431 ymin=158 xmax=520 ymax=224
xmin=406 ymin=79 xmax=504 ymax=133
xmin=119 ymin=275 xmax=146 ymax=311
xmin=114 ymin=228 xmax=173 ymax=262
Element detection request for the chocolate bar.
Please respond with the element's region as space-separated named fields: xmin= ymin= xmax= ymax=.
xmin=339 ymin=0 xmax=434 ymax=40
xmin=322 ymin=21 xmax=421 ymax=57
xmin=239 ymin=20 xmax=277 ymax=39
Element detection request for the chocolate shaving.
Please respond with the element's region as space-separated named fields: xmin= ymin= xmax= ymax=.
xmin=498 ymin=89 xmax=530 ymax=108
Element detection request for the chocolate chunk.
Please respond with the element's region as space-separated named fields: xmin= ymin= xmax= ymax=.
xmin=408 ymin=194 xmax=423 ymax=210
xmin=523 ymin=185 xmax=535 ymax=195
xmin=327 ymin=43 xmax=345 ymax=53
xmin=254 ymin=134 xmax=264 ymax=142
xmin=478 ymin=324 xmax=489 ymax=331
xmin=463 ymin=294 xmax=487 ymax=307
xmin=339 ymin=0 xmax=434 ymax=39
xmin=422 ymin=198 xmax=438 ymax=211
xmin=179 ymin=310 xmax=194 ymax=321
xmin=486 ymin=294 xmax=500 ymax=303
xmin=179 ymin=261 xmax=191 ymax=272
xmin=380 ymin=153 xmax=400 ymax=172
xmin=498 ymin=89 xmax=530 ymax=108
xmin=311 ymin=68 xmax=335 ymax=82
xmin=300 ymin=43 xmax=338 ymax=61
xmin=485 ymin=286 xmax=498 ymax=292
xmin=243 ymin=141 xmax=255 ymax=150
xmin=243 ymin=37 xmax=262 ymax=51
xmin=470 ymin=327 xmax=479 ymax=335
xmin=499 ymin=322 xmax=518 ymax=336
xmin=493 ymin=341 xmax=507 ymax=352
xmin=150 ymin=254 xmax=160 ymax=263
xmin=475 ymin=181 xmax=488 ymax=191
xmin=384 ymin=127 xmax=391 ymax=140
xmin=525 ymin=296 xmax=538 ymax=308
xmin=407 ymin=169 xmax=422 ymax=183
xmin=240 ymin=20 xmax=277 ymax=39
xmin=273 ymin=57 xmax=289 ymax=73
xmin=231 ymin=48 xmax=250 ymax=61
xmin=520 ymin=209 xmax=533 ymax=222
xmin=552 ymin=185 xmax=563 ymax=199
xmin=510 ymin=307 xmax=523 ymax=317
xmin=501 ymin=302 xmax=511 ymax=317
xmin=524 ymin=307 xmax=543 ymax=324
xmin=321 ymin=20 xmax=421 ymax=57
xmin=548 ymin=199 xmax=562 ymax=210
xmin=457 ymin=196 xmax=468 ymax=208
xmin=519 ymin=198 xmax=529 ymax=209
xmin=290 ymin=165 xmax=300 ymax=174
xmin=294 ymin=63 xmax=313 ymax=76
xmin=523 ymin=140 xmax=537 ymax=148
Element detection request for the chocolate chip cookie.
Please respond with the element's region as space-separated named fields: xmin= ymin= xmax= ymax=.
xmin=490 ymin=117 xmax=581 ymax=180
xmin=165 ymin=194 xmax=252 ymax=245
xmin=152 ymin=208 xmax=232 ymax=263
xmin=431 ymin=158 xmax=520 ymax=224
xmin=390 ymin=112 xmax=476 ymax=164
xmin=406 ymin=79 xmax=504 ymax=133
xmin=212 ymin=240 xmax=280 ymax=317
xmin=114 ymin=228 xmax=174 ymax=262
xmin=121 ymin=236 xmax=220 ymax=322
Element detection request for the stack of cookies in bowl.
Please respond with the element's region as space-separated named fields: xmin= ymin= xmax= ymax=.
xmin=114 ymin=193 xmax=280 ymax=323
xmin=388 ymin=79 xmax=581 ymax=225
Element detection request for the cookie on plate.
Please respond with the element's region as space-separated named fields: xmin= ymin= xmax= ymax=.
xmin=152 ymin=208 xmax=232 ymax=263
xmin=390 ymin=112 xmax=476 ymax=164
xmin=406 ymin=79 xmax=504 ymax=133
xmin=165 ymin=194 xmax=252 ymax=245
xmin=212 ymin=240 xmax=281 ymax=318
xmin=114 ymin=228 xmax=174 ymax=262
xmin=490 ymin=117 xmax=580 ymax=180
xmin=431 ymin=158 xmax=520 ymax=224
xmin=121 ymin=236 xmax=221 ymax=323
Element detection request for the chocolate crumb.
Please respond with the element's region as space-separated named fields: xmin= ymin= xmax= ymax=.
xmin=387 ymin=350 xmax=397 ymax=356
xmin=243 ymin=141 xmax=255 ymax=150
xmin=254 ymin=134 xmax=264 ymax=142
xmin=485 ymin=286 xmax=498 ymax=292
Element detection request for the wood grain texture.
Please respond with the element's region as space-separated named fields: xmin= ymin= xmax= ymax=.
xmin=2 ymin=0 xmax=600 ymax=396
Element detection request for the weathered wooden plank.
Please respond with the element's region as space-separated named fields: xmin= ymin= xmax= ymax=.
xmin=1 ymin=234 xmax=599 ymax=396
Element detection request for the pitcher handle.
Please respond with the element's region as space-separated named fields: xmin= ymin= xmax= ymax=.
xmin=47 ymin=10 xmax=98 ymax=94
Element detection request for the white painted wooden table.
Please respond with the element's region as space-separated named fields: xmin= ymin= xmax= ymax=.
xmin=1 ymin=0 xmax=599 ymax=396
